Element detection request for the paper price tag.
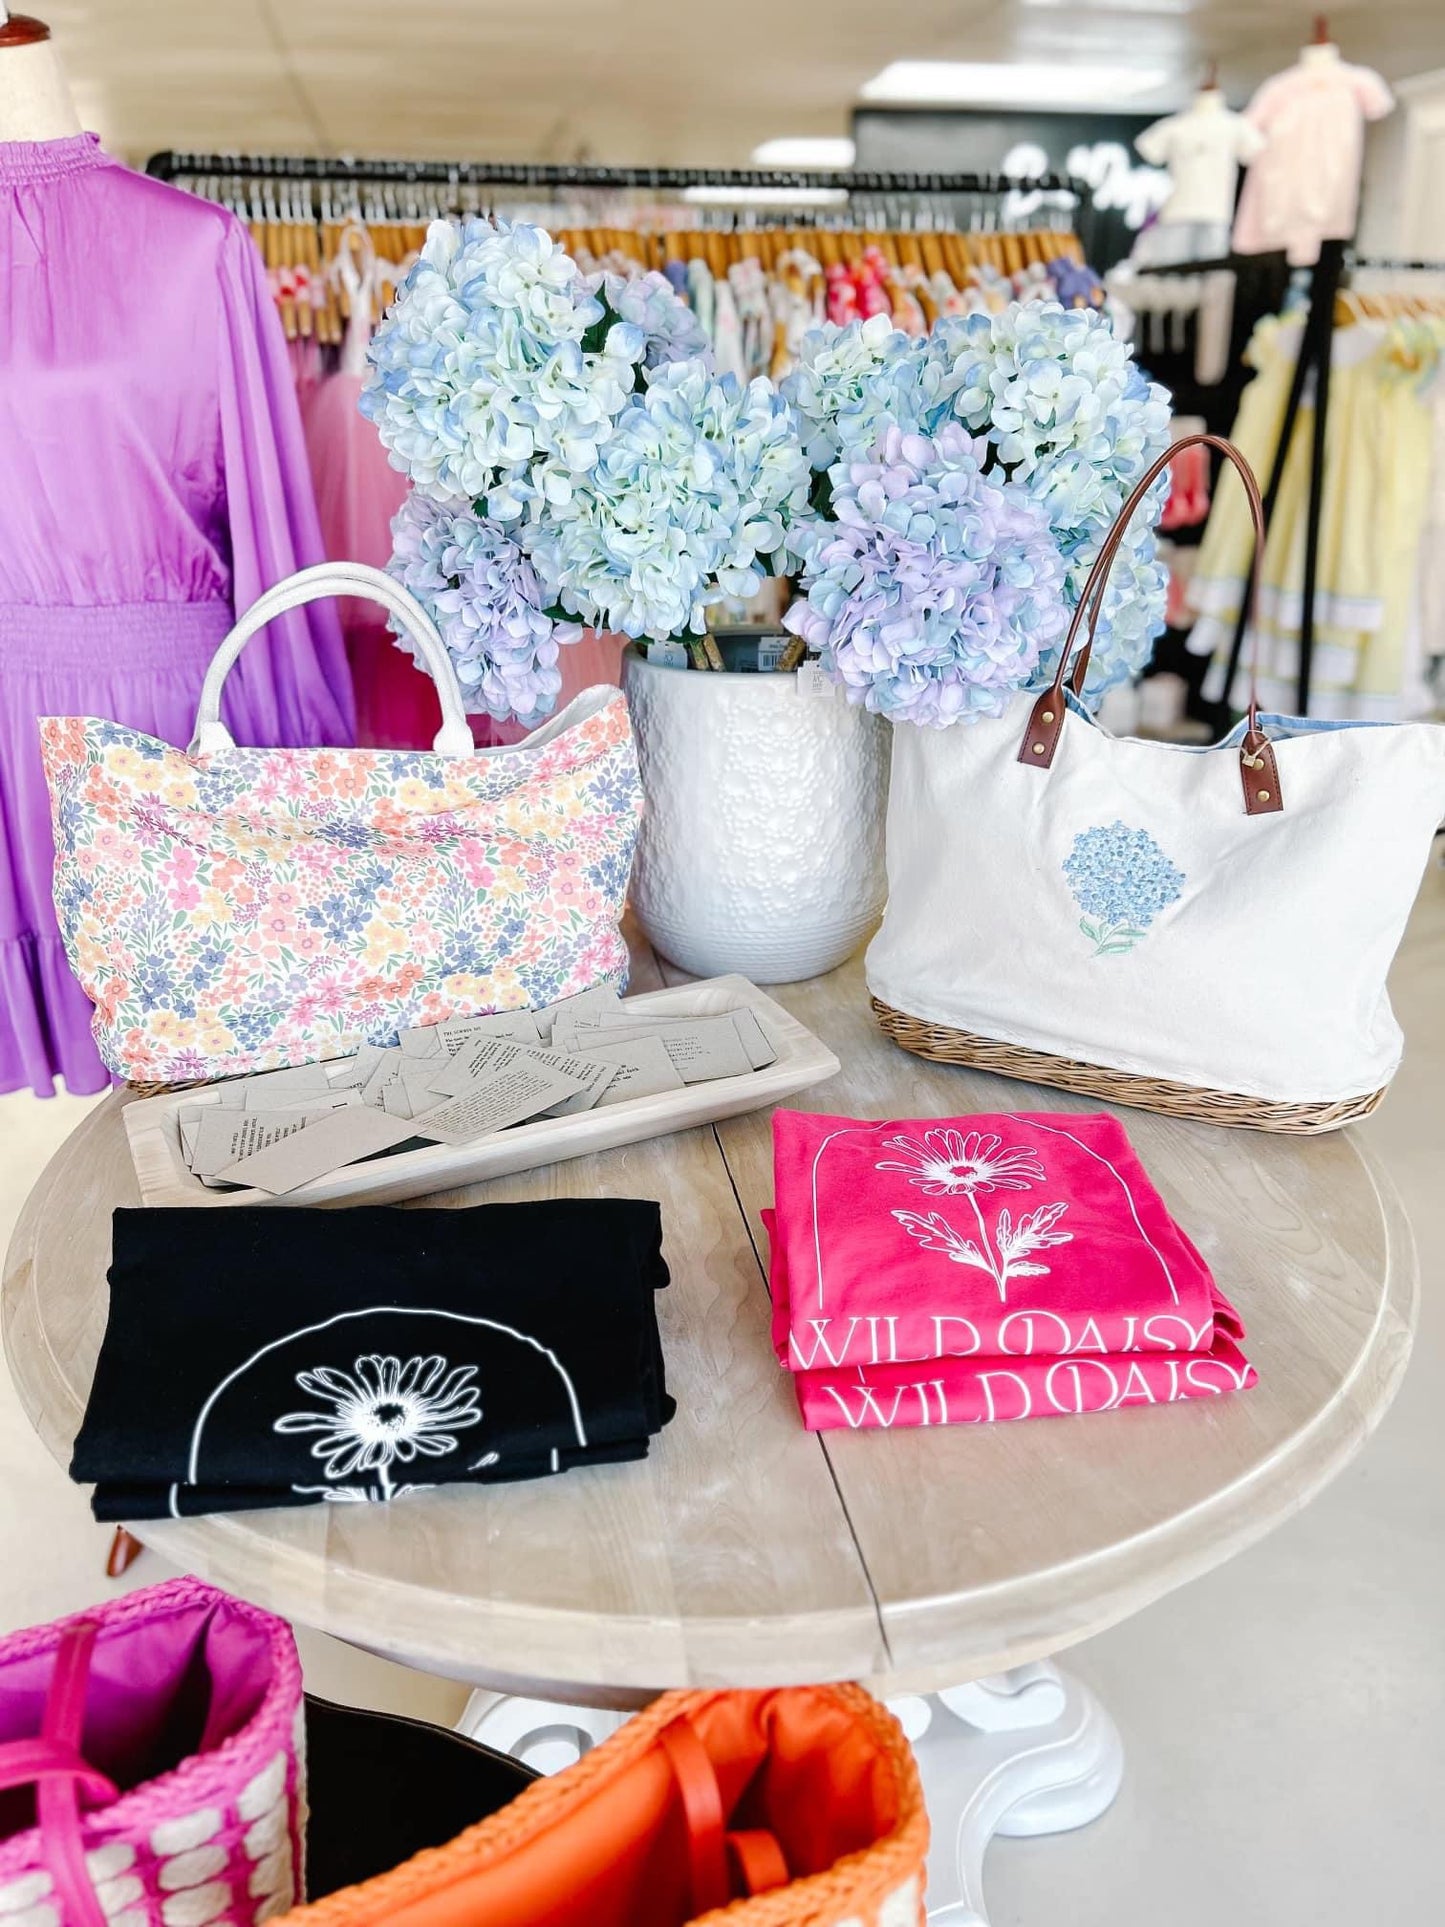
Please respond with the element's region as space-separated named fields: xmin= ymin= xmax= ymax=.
xmin=647 ymin=639 xmax=689 ymax=669
xmin=796 ymin=661 xmax=827 ymax=700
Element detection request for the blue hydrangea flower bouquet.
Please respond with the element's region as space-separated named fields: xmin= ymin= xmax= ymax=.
xmin=362 ymin=217 xmax=1172 ymax=731
xmin=779 ymin=304 xmax=1173 ymax=727
xmin=361 ymin=217 xmax=810 ymax=725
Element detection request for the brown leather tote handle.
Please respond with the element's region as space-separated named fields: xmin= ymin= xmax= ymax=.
xmin=1017 ymin=432 xmax=1283 ymax=817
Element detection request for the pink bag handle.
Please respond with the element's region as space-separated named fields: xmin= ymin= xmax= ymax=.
xmin=0 ymin=1622 xmax=116 ymax=1927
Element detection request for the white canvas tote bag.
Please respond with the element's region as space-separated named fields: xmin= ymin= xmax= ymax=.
xmin=866 ymin=436 xmax=1445 ymax=1131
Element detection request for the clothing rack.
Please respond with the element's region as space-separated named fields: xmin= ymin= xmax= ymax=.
xmin=145 ymin=153 xmax=1083 ymax=199
xmin=149 ymin=152 xmax=1094 ymax=359
xmin=147 ymin=152 xmax=1091 ymax=252
xmin=1219 ymin=245 xmax=1445 ymax=717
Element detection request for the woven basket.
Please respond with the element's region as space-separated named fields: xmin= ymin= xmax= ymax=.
xmin=871 ymin=998 xmax=1387 ymax=1135
xmin=271 ymin=1684 xmax=927 ymax=1927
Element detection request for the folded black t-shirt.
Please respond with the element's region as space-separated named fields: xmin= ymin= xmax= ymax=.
xmin=73 ymin=1201 xmax=673 ymax=1520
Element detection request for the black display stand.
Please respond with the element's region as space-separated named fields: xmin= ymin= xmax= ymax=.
xmin=1219 ymin=238 xmax=1347 ymax=717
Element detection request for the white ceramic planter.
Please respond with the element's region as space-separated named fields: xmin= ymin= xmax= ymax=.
xmin=622 ymin=647 xmax=890 ymax=982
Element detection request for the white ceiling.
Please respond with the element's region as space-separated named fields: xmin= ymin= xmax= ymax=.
xmin=28 ymin=0 xmax=1445 ymax=169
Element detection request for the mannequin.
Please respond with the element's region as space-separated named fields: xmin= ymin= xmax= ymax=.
xmin=0 ymin=9 xmax=82 ymax=142
xmin=1133 ymin=66 xmax=1265 ymax=267
xmin=1231 ymin=17 xmax=1394 ymax=265
xmin=0 ymin=14 xmax=354 ymax=1108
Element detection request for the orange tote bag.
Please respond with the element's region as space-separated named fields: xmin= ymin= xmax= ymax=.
xmin=274 ymin=1686 xmax=928 ymax=1927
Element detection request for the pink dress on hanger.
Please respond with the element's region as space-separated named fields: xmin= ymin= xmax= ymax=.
xmin=0 ymin=134 xmax=354 ymax=1099
xmin=301 ymin=226 xmax=425 ymax=749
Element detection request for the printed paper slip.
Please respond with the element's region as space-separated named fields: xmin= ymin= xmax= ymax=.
xmin=269 ymin=1090 xmax=362 ymax=1114
xmin=537 ymin=982 xmax=624 ymax=1045
xmin=723 ymin=1008 xmax=776 ymax=1070
xmin=219 ymin=1108 xmax=421 ymax=1195
xmin=239 ymin=1063 xmax=332 ymax=1109
xmin=361 ymin=1049 xmax=405 ymax=1109
xmin=574 ymin=1035 xmax=686 ymax=1104
xmin=400 ymin=1010 xmax=542 ymax=1057
xmin=412 ymin=1061 xmax=582 ymax=1143
xmin=398 ymin=1025 xmax=445 ymax=1059
xmin=329 ymin=1042 xmax=389 ymax=1089
xmin=443 ymin=1010 xmax=544 ymax=1048
xmin=564 ymin=1008 xmax=776 ymax=1072
xmin=570 ymin=1014 xmax=755 ymax=1083
xmin=540 ymin=1058 xmax=622 ymax=1117
xmin=426 ymin=1037 xmax=596 ymax=1101
xmin=186 ymin=1108 xmax=315 ymax=1179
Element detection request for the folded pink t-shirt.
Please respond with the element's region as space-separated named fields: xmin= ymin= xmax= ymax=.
xmin=765 ymin=1110 xmax=1255 ymax=1430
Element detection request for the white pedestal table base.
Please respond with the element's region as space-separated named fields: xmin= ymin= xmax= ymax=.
xmin=888 ymin=1663 xmax=1123 ymax=1923
xmin=459 ymin=1660 xmax=1121 ymax=1925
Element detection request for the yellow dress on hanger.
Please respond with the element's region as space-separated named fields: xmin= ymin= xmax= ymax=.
xmin=1189 ymin=313 xmax=1423 ymax=717
xmin=1250 ymin=322 xmax=1387 ymax=714
xmin=1353 ymin=319 xmax=1443 ymax=711
xmin=1188 ymin=316 xmax=1300 ymax=695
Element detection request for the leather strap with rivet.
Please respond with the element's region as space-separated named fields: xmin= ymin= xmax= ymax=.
xmin=1018 ymin=432 xmax=1283 ymax=817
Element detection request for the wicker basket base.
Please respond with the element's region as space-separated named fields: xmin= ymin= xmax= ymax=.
xmin=870 ymin=999 xmax=1387 ymax=1135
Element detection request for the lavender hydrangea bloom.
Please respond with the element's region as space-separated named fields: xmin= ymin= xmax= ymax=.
xmin=782 ymin=424 xmax=1070 ymax=728
xmin=524 ymin=359 xmax=812 ymax=640
xmin=601 ymin=270 xmax=712 ymax=371
xmin=361 ymin=217 xmax=640 ymax=502
xmin=387 ymin=495 xmax=582 ymax=725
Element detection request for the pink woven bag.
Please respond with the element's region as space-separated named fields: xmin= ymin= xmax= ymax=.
xmin=0 ymin=1578 xmax=305 ymax=1927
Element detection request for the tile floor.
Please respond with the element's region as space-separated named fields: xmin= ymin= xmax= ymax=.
xmin=2 ymin=863 xmax=1441 ymax=1921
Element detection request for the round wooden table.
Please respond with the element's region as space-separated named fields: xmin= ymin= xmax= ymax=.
xmin=2 ymin=948 xmax=1417 ymax=1923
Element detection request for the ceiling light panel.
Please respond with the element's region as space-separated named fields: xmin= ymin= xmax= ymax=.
xmin=750 ymin=137 xmax=857 ymax=167
xmin=861 ymin=60 xmax=1170 ymax=108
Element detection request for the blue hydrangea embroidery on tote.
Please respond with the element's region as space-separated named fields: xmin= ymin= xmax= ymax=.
xmin=1062 ymin=821 xmax=1185 ymax=957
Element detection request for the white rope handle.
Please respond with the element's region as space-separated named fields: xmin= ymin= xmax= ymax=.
xmin=189 ymin=563 xmax=475 ymax=757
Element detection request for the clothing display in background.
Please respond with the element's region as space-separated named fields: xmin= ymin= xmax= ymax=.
xmin=0 ymin=134 xmax=354 ymax=1102
xmin=292 ymin=214 xmax=623 ymax=748
xmin=73 ymin=1200 xmax=674 ymax=1519
xmin=1189 ymin=303 xmax=1445 ymax=718
xmin=1131 ymin=219 xmax=1231 ymax=272
xmin=1160 ymin=434 xmax=1213 ymax=531
xmin=764 ymin=1111 xmax=1256 ymax=1433
xmin=172 ymin=161 xmax=1089 ymax=388
xmin=166 ymin=159 xmax=1098 ymax=748
xmin=1136 ymin=90 xmax=1265 ymax=237
xmin=1232 ymin=42 xmax=1393 ymax=267
xmin=300 ymin=222 xmax=413 ymax=748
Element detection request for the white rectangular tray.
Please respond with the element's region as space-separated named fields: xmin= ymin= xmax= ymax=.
xmin=123 ymin=975 xmax=838 ymax=1209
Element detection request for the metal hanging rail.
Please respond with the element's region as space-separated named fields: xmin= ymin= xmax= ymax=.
xmin=144 ymin=152 xmax=1083 ymax=198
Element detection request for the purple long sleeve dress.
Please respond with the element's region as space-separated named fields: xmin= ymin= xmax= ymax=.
xmin=0 ymin=134 xmax=356 ymax=1097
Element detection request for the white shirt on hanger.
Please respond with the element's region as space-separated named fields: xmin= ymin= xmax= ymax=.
xmin=1136 ymin=93 xmax=1266 ymax=228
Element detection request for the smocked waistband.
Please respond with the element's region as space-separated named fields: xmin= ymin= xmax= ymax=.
xmin=0 ymin=601 xmax=233 ymax=672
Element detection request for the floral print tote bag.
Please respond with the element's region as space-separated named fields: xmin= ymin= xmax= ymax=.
xmin=866 ymin=437 xmax=1445 ymax=1127
xmin=41 ymin=563 xmax=642 ymax=1084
